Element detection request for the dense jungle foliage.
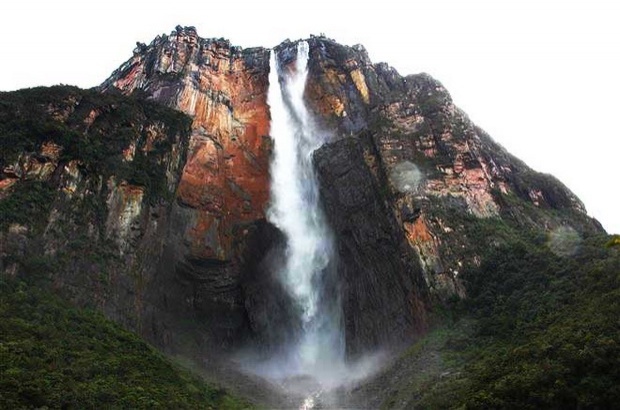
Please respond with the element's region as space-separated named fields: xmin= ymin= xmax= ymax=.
xmin=416 ymin=217 xmax=619 ymax=409
xmin=0 ymin=278 xmax=252 ymax=409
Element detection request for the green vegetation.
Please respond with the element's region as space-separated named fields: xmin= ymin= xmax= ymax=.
xmin=2 ymin=85 xmax=616 ymax=409
xmin=0 ymin=180 xmax=56 ymax=230
xmin=463 ymin=237 xmax=617 ymax=408
xmin=0 ymin=85 xmax=191 ymax=203
xmin=0 ymin=86 xmax=251 ymax=408
xmin=410 ymin=219 xmax=620 ymax=408
xmin=606 ymin=235 xmax=620 ymax=248
xmin=0 ymin=278 xmax=252 ymax=410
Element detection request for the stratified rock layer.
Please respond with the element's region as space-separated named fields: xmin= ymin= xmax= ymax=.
xmin=101 ymin=27 xmax=276 ymax=350
xmin=315 ymin=137 xmax=429 ymax=357
xmin=102 ymin=26 xmax=272 ymax=263
xmin=1 ymin=27 xmax=603 ymax=365
xmin=0 ymin=86 xmax=192 ymax=344
xmin=300 ymin=36 xmax=602 ymax=300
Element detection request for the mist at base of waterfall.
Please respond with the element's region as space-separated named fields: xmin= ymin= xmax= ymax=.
xmin=252 ymin=38 xmax=349 ymax=391
xmin=232 ymin=346 xmax=388 ymax=410
xmin=236 ymin=347 xmax=386 ymax=388
xmin=227 ymin=40 xmax=391 ymax=407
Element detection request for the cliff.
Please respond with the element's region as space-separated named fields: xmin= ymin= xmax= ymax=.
xmin=299 ymin=37 xmax=602 ymax=299
xmin=0 ymin=86 xmax=195 ymax=348
xmin=1 ymin=27 xmax=604 ymax=366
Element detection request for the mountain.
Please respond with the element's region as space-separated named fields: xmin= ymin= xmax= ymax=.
xmin=1 ymin=26 xmax=616 ymax=408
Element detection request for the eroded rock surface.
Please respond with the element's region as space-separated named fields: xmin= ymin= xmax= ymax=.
xmin=1 ymin=28 xmax=604 ymax=374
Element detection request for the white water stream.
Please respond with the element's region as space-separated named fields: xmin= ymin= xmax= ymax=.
xmin=236 ymin=41 xmax=385 ymax=409
xmin=266 ymin=42 xmax=345 ymax=384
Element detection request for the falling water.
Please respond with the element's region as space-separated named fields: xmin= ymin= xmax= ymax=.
xmin=266 ymin=42 xmax=344 ymax=383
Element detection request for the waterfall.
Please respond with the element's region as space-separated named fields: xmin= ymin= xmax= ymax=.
xmin=266 ymin=42 xmax=344 ymax=382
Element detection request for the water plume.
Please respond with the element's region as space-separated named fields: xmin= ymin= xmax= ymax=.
xmin=237 ymin=43 xmax=385 ymax=409
xmin=261 ymin=41 xmax=344 ymax=382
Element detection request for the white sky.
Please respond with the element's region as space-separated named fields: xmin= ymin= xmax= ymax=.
xmin=2 ymin=0 xmax=618 ymax=233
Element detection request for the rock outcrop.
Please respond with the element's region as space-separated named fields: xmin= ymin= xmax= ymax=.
xmin=1 ymin=27 xmax=604 ymax=365
xmin=101 ymin=26 xmax=271 ymax=262
xmin=0 ymin=86 xmax=192 ymax=345
xmin=315 ymin=137 xmax=428 ymax=357
xmin=299 ymin=36 xmax=602 ymax=299
xmin=101 ymin=26 xmax=275 ymax=350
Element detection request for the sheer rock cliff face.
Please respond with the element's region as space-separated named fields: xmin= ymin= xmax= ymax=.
xmin=0 ymin=87 xmax=193 ymax=347
xmin=100 ymin=27 xmax=274 ymax=351
xmin=1 ymin=27 xmax=603 ymax=361
xmin=101 ymin=26 xmax=272 ymax=262
xmin=301 ymin=37 xmax=602 ymax=300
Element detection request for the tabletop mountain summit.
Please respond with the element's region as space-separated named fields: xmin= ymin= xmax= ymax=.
xmin=1 ymin=26 xmax=616 ymax=409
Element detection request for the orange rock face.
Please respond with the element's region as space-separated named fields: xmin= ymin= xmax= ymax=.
xmin=103 ymin=27 xmax=271 ymax=260
xmin=404 ymin=216 xmax=433 ymax=244
xmin=175 ymin=65 xmax=271 ymax=259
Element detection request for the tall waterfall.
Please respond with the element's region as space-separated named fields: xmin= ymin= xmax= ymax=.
xmin=266 ymin=42 xmax=344 ymax=382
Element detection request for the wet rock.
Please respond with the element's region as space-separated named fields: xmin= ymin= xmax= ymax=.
xmin=315 ymin=137 xmax=429 ymax=357
xmin=239 ymin=220 xmax=302 ymax=352
xmin=1 ymin=27 xmax=604 ymax=373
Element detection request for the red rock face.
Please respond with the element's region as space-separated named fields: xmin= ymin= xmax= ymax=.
xmin=104 ymin=30 xmax=595 ymax=297
xmin=2 ymin=31 xmax=604 ymax=362
xmin=103 ymin=27 xmax=271 ymax=260
xmin=302 ymin=36 xmax=600 ymax=303
xmin=175 ymin=65 xmax=270 ymax=260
